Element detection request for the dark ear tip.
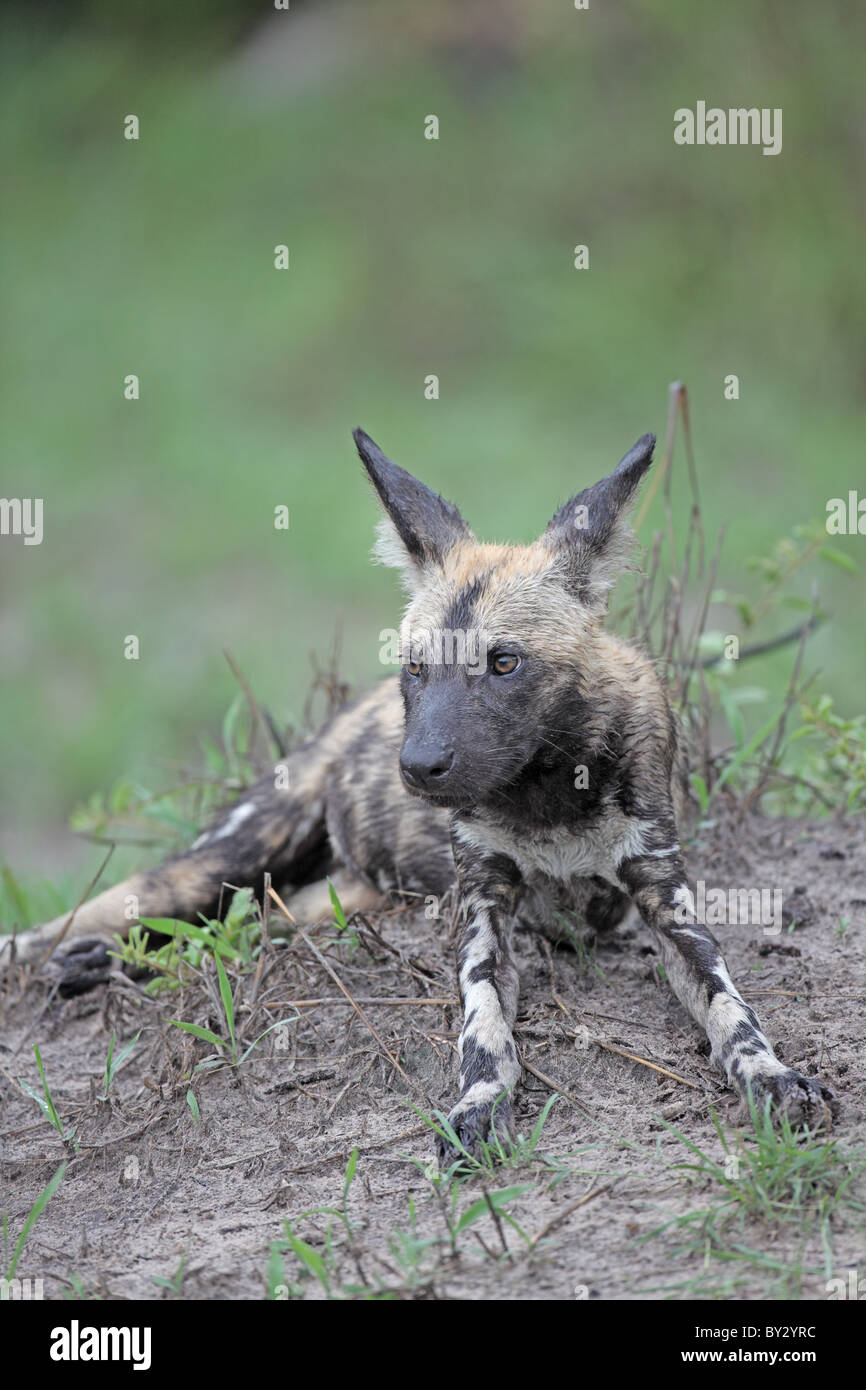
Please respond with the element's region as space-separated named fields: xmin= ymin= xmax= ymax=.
xmin=353 ymin=428 xmax=383 ymax=469
xmin=616 ymin=432 xmax=656 ymax=473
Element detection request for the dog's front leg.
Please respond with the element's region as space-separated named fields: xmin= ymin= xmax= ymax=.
xmin=437 ymin=831 xmax=523 ymax=1163
xmin=618 ymin=847 xmax=836 ymax=1126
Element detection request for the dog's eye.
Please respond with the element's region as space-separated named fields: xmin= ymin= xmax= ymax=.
xmin=405 ymin=658 xmax=423 ymax=678
xmin=492 ymin=653 xmax=521 ymax=676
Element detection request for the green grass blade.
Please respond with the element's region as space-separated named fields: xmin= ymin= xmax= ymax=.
xmin=7 ymin=1161 xmax=66 ymax=1280
xmin=169 ymin=1021 xmax=225 ymax=1049
xmin=32 ymin=1046 xmax=63 ymax=1134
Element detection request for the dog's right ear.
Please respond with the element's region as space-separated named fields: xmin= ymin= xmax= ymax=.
xmin=353 ymin=429 xmax=474 ymax=593
xmin=541 ymin=433 xmax=656 ymax=611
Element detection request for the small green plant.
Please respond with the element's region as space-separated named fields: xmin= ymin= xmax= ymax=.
xmin=447 ymin=1181 xmax=534 ymax=1254
xmin=295 ymin=1149 xmax=369 ymax=1288
xmin=638 ymin=1097 xmax=866 ymax=1297
xmin=275 ymin=1143 xmax=539 ymax=1299
xmin=386 ymin=1194 xmax=440 ymax=1290
xmin=111 ymin=886 xmax=261 ymax=995
xmin=169 ymin=950 xmax=295 ymax=1073
xmin=151 ymin=1249 xmax=187 ymax=1297
xmin=689 ymin=772 xmax=710 ymax=816
xmin=265 ymin=1243 xmax=293 ymax=1300
xmin=711 ymin=696 xmax=788 ymax=799
xmin=274 ymin=1150 xmax=389 ymax=1299
xmin=2 ymin=1162 xmax=66 ymax=1281
xmin=278 ymin=1224 xmax=335 ymax=1298
xmin=101 ymin=1030 xmax=141 ymax=1100
xmin=326 ymin=879 xmax=359 ymax=952
xmin=61 ymin=1273 xmax=102 ymax=1300
xmin=633 ymin=471 xmax=861 ymax=820
xmin=18 ymin=1046 xmax=77 ymax=1148
xmin=409 ymin=1092 xmax=560 ymax=1179
xmin=70 ymin=776 xmax=203 ymax=847
xmin=787 ymin=696 xmax=866 ymax=813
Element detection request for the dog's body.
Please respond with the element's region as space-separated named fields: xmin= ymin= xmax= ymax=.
xmin=7 ymin=428 xmax=834 ymax=1155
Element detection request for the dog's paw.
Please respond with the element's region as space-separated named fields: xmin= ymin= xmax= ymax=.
xmin=435 ymin=1095 xmax=515 ymax=1168
xmin=739 ymin=1068 xmax=837 ymax=1130
xmin=44 ymin=935 xmax=117 ymax=997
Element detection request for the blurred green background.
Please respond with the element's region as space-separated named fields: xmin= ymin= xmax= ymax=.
xmin=1 ymin=0 xmax=864 ymax=894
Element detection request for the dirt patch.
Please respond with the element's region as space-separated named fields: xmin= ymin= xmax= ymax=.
xmin=2 ymin=806 xmax=864 ymax=1301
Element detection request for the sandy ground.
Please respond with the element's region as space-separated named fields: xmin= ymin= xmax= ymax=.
xmin=1 ymin=805 xmax=864 ymax=1301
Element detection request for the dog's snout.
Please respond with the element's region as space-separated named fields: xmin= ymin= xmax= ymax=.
xmin=400 ymin=743 xmax=455 ymax=790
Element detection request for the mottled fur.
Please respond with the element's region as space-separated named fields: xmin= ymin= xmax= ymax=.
xmin=5 ymin=428 xmax=834 ymax=1156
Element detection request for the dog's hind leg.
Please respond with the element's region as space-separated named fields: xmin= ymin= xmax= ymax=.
xmin=3 ymin=770 xmax=330 ymax=986
xmin=280 ymin=869 xmax=387 ymax=927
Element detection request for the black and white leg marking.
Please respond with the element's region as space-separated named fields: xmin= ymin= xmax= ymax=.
xmin=439 ymin=829 xmax=523 ymax=1163
xmin=617 ymin=845 xmax=835 ymax=1126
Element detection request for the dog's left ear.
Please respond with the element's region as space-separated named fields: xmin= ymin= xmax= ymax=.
xmin=353 ymin=428 xmax=474 ymax=593
xmin=541 ymin=433 xmax=656 ymax=609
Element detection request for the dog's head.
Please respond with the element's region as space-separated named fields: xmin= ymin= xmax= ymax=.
xmin=353 ymin=427 xmax=655 ymax=807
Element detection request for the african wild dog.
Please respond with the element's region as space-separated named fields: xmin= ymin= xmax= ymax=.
xmin=5 ymin=429 xmax=835 ymax=1157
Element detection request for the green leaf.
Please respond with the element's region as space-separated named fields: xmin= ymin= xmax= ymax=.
xmin=223 ymin=886 xmax=256 ymax=931
xmin=779 ymin=595 xmax=818 ymax=611
xmin=328 ymin=879 xmax=348 ymax=931
xmin=32 ymin=1045 xmax=63 ymax=1133
xmin=267 ymin=1243 xmax=286 ymax=1298
xmin=818 ymin=546 xmax=858 ymax=574
xmin=6 ymin=1162 xmax=66 ymax=1280
xmin=169 ymin=1021 xmax=226 ymax=1049
xmin=343 ymin=1148 xmax=358 ymax=1203
xmin=715 ymin=703 xmax=787 ymax=794
xmin=138 ymin=917 xmax=241 ymax=960
xmin=284 ymin=1228 xmax=330 ymax=1293
xmin=104 ymin=1030 xmax=141 ymax=1094
xmin=734 ymin=598 xmax=755 ymax=626
xmin=215 ymin=953 xmax=236 ymax=1053
xmin=455 ymin=1183 xmax=533 ymax=1233
xmin=689 ymin=773 xmax=709 ymax=815
xmin=186 ymin=1089 xmax=200 ymax=1124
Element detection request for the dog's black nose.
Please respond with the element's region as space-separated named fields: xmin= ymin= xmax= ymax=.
xmin=400 ymin=745 xmax=455 ymax=790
